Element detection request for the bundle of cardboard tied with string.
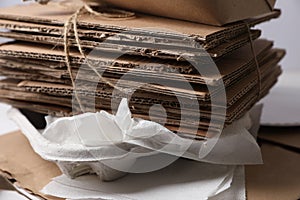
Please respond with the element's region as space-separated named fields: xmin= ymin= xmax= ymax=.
xmin=0 ymin=1 xmax=288 ymax=199
xmin=0 ymin=0 xmax=285 ymax=140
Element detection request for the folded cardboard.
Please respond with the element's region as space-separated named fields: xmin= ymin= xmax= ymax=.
xmin=0 ymin=3 xmax=280 ymax=59
xmin=0 ymin=63 xmax=281 ymax=137
xmin=0 ymin=39 xmax=275 ymax=88
xmin=0 ymin=40 xmax=284 ymax=103
xmin=0 ymin=49 xmax=283 ymax=112
xmin=0 ymin=3 xmax=279 ymax=40
xmin=0 ymin=48 xmax=282 ymax=109
xmin=0 ymin=39 xmax=279 ymax=92
xmin=0 ymin=37 xmax=284 ymax=136
xmin=0 ymin=2 xmax=285 ymax=137
xmin=0 ymin=28 xmax=261 ymax=59
xmin=96 ymin=0 xmax=276 ymax=26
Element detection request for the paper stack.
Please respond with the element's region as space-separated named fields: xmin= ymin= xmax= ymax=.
xmin=0 ymin=0 xmax=286 ymax=199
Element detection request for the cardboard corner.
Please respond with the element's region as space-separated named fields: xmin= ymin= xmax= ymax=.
xmin=0 ymin=131 xmax=63 ymax=200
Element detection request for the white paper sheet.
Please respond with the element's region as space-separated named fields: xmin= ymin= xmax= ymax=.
xmin=42 ymin=159 xmax=244 ymax=200
xmin=8 ymin=99 xmax=262 ymax=181
xmin=8 ymin=99 xmax=262 ymax=163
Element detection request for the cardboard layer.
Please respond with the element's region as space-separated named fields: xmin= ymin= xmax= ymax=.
xmin=0 ymin=37 xmax=285 ymax=136
xmin=99 ymin=0 xmax=276 ymax=26
xmin=0 ymin=45 xmax=284 ymax=128
xmin=0 ymin=18 xmax=238 ymax=51
xmin=0 ymin=131 xmax=62 ymax=200
xmin=0 ymin=39 xmax=275 ymax=89
xmin=0 ymin=48 xmax=280 ymax=103
xmin=0 ymin=46 xmax=284 ymax=107
xmin=0 ymin=64 xmax=282 ymax=136
xmin=0 ymin=39 xmax=274 ymax=92
xmin=246 ymin=143 xmax=300 ymax=200
xmin=0 ymin=29 xmax=261 ymax=59
xmin=0 ymin=2 xmax=280 ymax=42
xmin=1 ymin=50 xmax=284 ymax=105
xmin=0 ymin=8 xmax=279 ymax=58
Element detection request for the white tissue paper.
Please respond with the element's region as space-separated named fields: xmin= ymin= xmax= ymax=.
xmin=8 ymin=98 xmax=262 ymax=181
xmin=41 ymin=159 xmax=246 ymax=200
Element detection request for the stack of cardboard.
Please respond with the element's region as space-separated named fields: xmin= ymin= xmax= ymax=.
xmin=0 ymin=1 xmax=285 ymax=140
xmin=0 ymin=1 xmax=291 ymax=200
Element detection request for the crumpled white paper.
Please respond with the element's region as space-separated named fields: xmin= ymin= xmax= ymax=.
xmin=41 ymin=159 xmax=245 ymax=200
xmin=8 ymin=99 xmax=262 ymax=181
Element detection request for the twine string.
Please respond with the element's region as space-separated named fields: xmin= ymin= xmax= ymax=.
xmin=64 ymin=4 xmax=135 ymax=113
xmin=63 ymin=2 xmax=263 ymax=113
xmin=245 ymin=22 xmax=262 ymax=100
xmin=264 ymin=0 xmax=274 ymax=11
xmin=64 ymin=10 xmax=86 ymax=113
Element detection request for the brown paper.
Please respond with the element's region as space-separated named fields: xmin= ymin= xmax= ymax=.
xmin=246 ymin=143 xmax=300 ymax=200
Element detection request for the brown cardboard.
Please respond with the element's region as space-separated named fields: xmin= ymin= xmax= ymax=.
xmin=0 ymin=41 xmax=284 ymax=104
xmin=246 ymin=143 xmax=300 ymax=200
xmin=0 ymin=174 xmax=14 ymax=190
xmin=0 ymin=39 xmax=274 ymax=88
xmin=0 ymin=3 xmax=285 ymax=138
xmin=0 ymin=2 xmax=280 ymax=61
xmin=96 ymin=0 xmax=276 ymax=26
xmin=258 ymin=126 xmax=300 ymax=150
xmin=0 ymin=3 xmax=280 ymax=45
xmin=0 ymin=39 xmax=275 ymax=89
xmin=0 ymin=61 xmax=282 ymax=135
xmin=0 ymin=29 xmax=261 ymax=59
xmin=0 ymin=39 xmax=284 ymax=126
xmin=0 ymin=48 xmax=282 ymax=110
xmin=0 ymin=131 xmax=63 ymax=200
xmin=1 ymin=46 xmax=282 ymax=101
xmin=0 ymin=8 xmax=279 ymax=56
xmin=0 ymin=37 xmax=285 ymax=137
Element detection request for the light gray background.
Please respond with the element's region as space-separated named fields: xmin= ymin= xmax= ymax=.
xmin=0 ymin=0 xmax=299 ymax=199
